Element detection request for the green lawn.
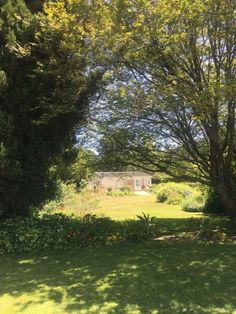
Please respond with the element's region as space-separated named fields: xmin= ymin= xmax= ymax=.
xmin=1 ymin=195 xmax=233 ymax=314
xmin=1 ymin=241 xmax=236 ymax=314
xmin=94 ymin=194 xmax=203 ymax=220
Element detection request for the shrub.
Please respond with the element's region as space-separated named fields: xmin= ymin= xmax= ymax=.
xmin=120 ymin=219 xmax=154 ymax=241
xmin=197 ymin=218 xmax=228 ymax=241
xmin=41 ymin=181 xmax=78 ymax=214
xmin=155 ymin=182 xmax=194 ymax=204
xmin=0 ymin=213 xmax=157 ymax=254
xmin=0 ymin=214 xmax=232 ymax=254
xmin=148 ymin=184 xmax=161 ymax=194
xmin=73 ymin=192 xmax=99 ymax=216
xmin=41 ymin=182 xmax=98 ymax=217
xmin=181 ymin=194 xmax=204 ymax=212
xmin=107 ymin=187 xmax=134 ymax=197
xmin=136 ymin=212 xmax=156 ymax=237
xmin=203 ymin=188 xmax=226 ymax=215
xmin=107 ymin=190 xmax=124 ymax=196
xmin=120 ymin=187 xmax=132 ymax=193
xmin=0 ymin=214 xmax=115 ymax=254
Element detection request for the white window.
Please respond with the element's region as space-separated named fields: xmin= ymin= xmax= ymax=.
xmin=135 ymin=179 xmax=141 ymax=187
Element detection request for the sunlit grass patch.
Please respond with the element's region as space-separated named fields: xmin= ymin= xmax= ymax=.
xmin=94 ymin=194 xmax=203 ymax=220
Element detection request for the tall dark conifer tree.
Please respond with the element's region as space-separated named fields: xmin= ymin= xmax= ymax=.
xmin=0 ymin=0 xmax=101 ymax=217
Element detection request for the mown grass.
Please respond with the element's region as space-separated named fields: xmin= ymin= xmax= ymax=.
xmin=1 ymin=241 xmax=236 ymax=314
xmin=94 ymin=194 xmax=203 ymax=220
xmin=1 ymin=194 xmax=232 ymax=313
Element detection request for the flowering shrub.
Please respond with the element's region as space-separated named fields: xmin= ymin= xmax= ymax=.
xmin=1 ymin=213 xmax=230 ymax=255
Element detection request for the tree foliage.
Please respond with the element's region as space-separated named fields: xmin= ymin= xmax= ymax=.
xmin=0 ymin=0 xmax=235 ymax=219
xmin=55 ymin=146 xmax=98 ymax=190
xmin=0 ymin=0 xmax=103 ymax=217
xmin=90 ymin=0 xmax=236 ymax=217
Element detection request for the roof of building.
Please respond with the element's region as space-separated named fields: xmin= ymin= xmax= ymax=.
xmin=94 ymin=171 xmax=152 ymax=178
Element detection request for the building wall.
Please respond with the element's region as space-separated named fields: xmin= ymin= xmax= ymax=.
xmin=101 ymin=176 xmax=123 ymax=189
xmin=132 ymin=176 xmax=152 ymax=191
xmin=89 ymin=175 xmax=152 ymax=191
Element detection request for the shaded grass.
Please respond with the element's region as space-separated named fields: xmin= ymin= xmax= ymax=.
xmin=94 ymin=194 xmax=203 ymax=220
xmin=0 ymin=241 xmax=236 ymax=313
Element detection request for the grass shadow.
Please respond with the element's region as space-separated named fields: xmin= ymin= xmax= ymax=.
xmin=1 ymin=241 xmax=236 ymax=313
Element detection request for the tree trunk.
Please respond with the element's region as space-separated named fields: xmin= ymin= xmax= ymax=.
xmin=216 ymin=182 xmax=236 ymax=230
xmin=208 ymin=122 xmax=236 ymax=228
